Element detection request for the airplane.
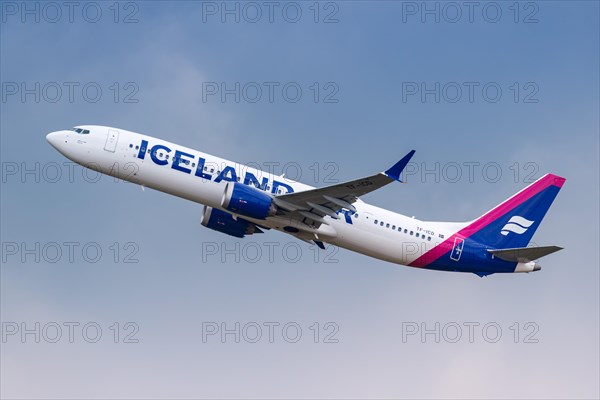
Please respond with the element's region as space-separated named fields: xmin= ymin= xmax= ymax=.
xmin=46 ymin=125 xmax=566 ymax=276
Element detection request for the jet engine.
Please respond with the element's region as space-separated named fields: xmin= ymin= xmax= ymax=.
xmin=200 ymin=206 xmax=261 ymax=238
xmin=221 ymin=182 xmax=276 ymax=220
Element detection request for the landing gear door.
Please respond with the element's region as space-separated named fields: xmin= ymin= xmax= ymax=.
xmin=104 ymin=129 xmax=119 ymax=152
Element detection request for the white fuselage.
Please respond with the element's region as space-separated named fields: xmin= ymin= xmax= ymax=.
xmin=46 ymin=125 xmax=459 ymax=267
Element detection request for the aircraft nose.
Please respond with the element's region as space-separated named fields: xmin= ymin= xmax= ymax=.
xmin=46 ymin=131 xmax=63 ymax=150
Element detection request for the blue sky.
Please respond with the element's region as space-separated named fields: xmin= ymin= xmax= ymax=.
xmin=1 ymin=1 xmax=599 ymax=398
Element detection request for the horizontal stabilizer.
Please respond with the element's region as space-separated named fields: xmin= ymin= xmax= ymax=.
xmin=487 ymin=246 xmax=563 ymax=263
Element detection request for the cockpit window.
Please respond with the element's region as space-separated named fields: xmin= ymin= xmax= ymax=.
xmin=70 ymin=128 xmax=90 ymax=134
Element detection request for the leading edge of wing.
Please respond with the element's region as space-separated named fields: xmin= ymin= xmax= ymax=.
xmin=275 ymin=149 xmax=416 ymax=207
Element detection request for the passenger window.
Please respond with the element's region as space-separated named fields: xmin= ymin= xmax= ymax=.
xmin=422 ymin=234 xmax=425 ymax=239
xmin=398 ymin=227 xmax=402 ymax=231
xmin=410 ymin=231 xmax=413 ymax=236
xmin=374 ymin=220 xmax=378 ymax=224
xmin=386 ymin=223 xmax=390 ymax=228
xmin=428 ymin=237 xmax=431 ymax=241
xmin=192 ymin=163 xmax=196 ymax=167
xmin=404 ymin=229 xmax=407 ymax=233
xmin=129 ymin=144 xmax=133 ymax=148
xmin=380 ymin=221 xmax=384 ymax=226
xmin=354 ymin=213 xmax=358 ymax=218
xmin=135 ymin=145 xmax=139 ymax=150
xmin=392 ymin=225 xmax=396 ymax=230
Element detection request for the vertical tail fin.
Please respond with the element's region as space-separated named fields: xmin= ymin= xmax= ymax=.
xmin=464 ymin=174 xmax=565 ymax=249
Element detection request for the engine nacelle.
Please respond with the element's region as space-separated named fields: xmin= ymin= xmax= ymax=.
xmin=221 ymin=182 xmax=276 ymax=220
xmin=200 ymin=206 xmax=258 ymax=238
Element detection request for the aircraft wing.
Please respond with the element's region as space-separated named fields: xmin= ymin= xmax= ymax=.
xmin=272 ymin=150 xmax=415 ymax=227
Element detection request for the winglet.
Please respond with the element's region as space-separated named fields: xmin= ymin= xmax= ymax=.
xmin=384 ymin=150 xmax=416 ymax=182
